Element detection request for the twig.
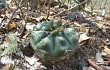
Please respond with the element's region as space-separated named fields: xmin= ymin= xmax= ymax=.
xmin=88 ymin=58 xmax=110 ymax=70
xmin=87 ymin=58 xmax=104 ymax=70
xmin=53 ymin=0 xmax=87 ymax=17
xmin=46 ymin=0 xmax=51 ymax=19
xmin=14 ymin=1 xmax=26 ymax=22
xmin=7 ymin=0 xmax=29 ymax=31
xmin=7 ymin=7 xmax=19 ymax=28
xmin=101 ymin=39 xmax=110 ymax=46
xmin=13 ymin=0 xmax=29 ymax=37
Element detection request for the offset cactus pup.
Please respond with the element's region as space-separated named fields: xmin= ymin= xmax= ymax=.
xmin=30 ymin=20 xmax=80 ymax=62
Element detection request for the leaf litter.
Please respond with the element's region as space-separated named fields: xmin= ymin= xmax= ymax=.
xmin=0 ymin=0 xmax=110 ymax=70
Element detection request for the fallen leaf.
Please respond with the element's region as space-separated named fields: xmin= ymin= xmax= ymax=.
xmin=104 ymin=46 xmax=110 ymax=54
xmin=79 ymin=32 xmax=90 ymax=45
xmin=8 ymin=22 xmax=17 ymax=31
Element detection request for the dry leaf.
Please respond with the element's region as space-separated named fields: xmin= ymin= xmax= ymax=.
xmin=8 ymin=22 xmax=17 ymax=31
xmin=79 ymin=33 xmax=90 ymax=45
xmin=104 ymin=46 xmax=110 ymax=54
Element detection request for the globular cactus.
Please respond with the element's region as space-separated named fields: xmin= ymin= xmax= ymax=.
xmin=30 ymin=20 xmax=80 ymax=58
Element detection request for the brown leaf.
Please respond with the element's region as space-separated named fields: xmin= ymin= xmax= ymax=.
xmin=104 ymin=46 xmax=110 ymax=54
xmin=79 ymin=33 xmax=90 ymax=45
xmin=8 ymin=22 xmax=17 ymax=31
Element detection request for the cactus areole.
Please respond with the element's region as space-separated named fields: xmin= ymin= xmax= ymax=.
xmin=30 ymin=20 xmax=80 ymax=57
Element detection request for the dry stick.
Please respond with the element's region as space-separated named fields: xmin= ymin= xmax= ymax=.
xmin=13 ymin=0 xmax=29 ymax=20
xmin=53 ymin=0 xmax=87 ymax=17
xmin=87 ymin=58 xmax=104 ymax=70
xmin=7 ymin=7 xmax=19 ymax=31
xmin=80 ymin=47 xmax=104 ymax=70
xmin=90 ymin=61 xmax=110 ymax=70
xmin=46 ymin=0 xmax=51 ymax=19
xmin=14 ymin=1 xmax=28 ymax=37
xmin=80 ymin=38 xmax=110 ymax=70
xmin=101 ymin=39 xmax=110 ymax=46
xmin=14 ymin=1 xmax=26 ymax=22
xmin=83 ymin=46 xmax=109 ymax=70
xmin=14 ymin=0 xmax=29 ymax=29
xmin=7 ymin=0 xmax=29 ymax=28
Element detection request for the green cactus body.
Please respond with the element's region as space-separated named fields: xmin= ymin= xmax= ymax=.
xmin=30 ymin=20 xmax=80 ymax=57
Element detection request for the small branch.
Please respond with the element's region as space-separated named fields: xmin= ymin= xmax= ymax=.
xmin=13 ymin=0 xmax=29 ymax=37
xmin=101 ymin=39 xmax=110 ymax=46
xmin=46 ymin=0 xmax=51 ymax=19
xmin=53 ymin=0 xmax=87 ymax=17
xmin=7 ymin=7 xmax=19 ymax=27
xmin=87 ymin=58 xmax=104 ymax=70
xmin=7 ymin=0 xmax=29 ymax=31
xmin=88 ymin=58 xmax=110 ymax=70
